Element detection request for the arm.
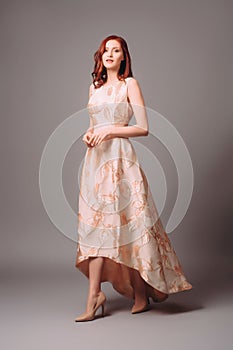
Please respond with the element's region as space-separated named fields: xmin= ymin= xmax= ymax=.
xmin=110 ymin=78 xmax=149 ymax=138
xmin=82 ymin=84 xmax=94 ymax=147
xmin=86 ymin=84 xmax=94 ymax=134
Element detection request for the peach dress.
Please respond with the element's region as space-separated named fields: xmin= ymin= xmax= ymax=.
xmin=75 ymin=77 xmax=192 ymax=300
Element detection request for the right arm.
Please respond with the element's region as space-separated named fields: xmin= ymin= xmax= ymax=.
xmin=87 ymin=84 xmax=94 ymax=133
xmin=82 ymin=84 xmax=94 ymax=147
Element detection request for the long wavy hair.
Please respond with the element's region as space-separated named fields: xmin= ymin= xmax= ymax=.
xmin=91 ymin=35 xmax=133 ymax=89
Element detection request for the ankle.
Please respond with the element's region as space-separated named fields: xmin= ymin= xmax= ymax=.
xmin=134 ymin=293 xmax=147 ymax=303
xmin=88 ymin=290 xmax=101 ymax=298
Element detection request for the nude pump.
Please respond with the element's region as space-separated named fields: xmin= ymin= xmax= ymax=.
xmin=131 ymin=298 xmax=151 ymax=314
xmin=75 ymin=291 xmax=106 ymax=322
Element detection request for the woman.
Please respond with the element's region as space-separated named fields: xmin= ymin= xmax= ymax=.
xmin=75 ymin=35 xmax=192 ymax=322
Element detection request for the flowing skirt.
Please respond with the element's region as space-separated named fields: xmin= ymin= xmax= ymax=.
xmin=75 ymin=137 xmax=192 ymax=299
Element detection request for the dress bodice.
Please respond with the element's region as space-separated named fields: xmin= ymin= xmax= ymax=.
xmin=87 ymin=77 xmax=134 ymax=127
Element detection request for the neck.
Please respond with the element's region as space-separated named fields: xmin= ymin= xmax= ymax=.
xmin=106 ymin=69 xmax=119 ymax=82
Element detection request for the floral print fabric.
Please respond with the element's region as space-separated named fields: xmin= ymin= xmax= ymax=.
xmin=75 ymin=77 xmax=192 ymax=297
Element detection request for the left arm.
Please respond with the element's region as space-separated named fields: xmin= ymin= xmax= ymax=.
xmin=88 ymin=78 xmax=149 ymax=147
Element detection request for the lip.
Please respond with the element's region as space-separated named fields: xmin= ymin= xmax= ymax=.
xmin=106 ymin=59 xmax=114 ymax=63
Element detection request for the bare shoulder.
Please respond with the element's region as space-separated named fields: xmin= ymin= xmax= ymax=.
xmin=126 ymin=77 xmax=143 ymax=93
xmin=89 ymin=82 xmax=95 ymax=97
xmin=125 ymin=77 xmax=145 ymax=104
xmin=125 ymin=77 xmax=138 ymax=84
xmin=125 ymin=77 xmax=141 ymax=90
xmin=89 ymin=82 xmax=95 ymax=90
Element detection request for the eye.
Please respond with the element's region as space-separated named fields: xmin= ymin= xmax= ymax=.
xmin=104 ymin=48 xmax=120 ymax=53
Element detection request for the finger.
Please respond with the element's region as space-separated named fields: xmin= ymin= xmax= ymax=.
xmin=90 ymin=135 xmax=98 ymax=146
xmin=86 ymin=134 xmax=92 ymax=141
xmin=96 ymin=136 xmax=104 ymax=145
xmin=88 ymin=134 xmax=95 ymax=143
xmin=85 ymin=135 xmax=92 ymax=144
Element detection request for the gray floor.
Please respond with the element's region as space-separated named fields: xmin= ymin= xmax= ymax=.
xmin=1 ymin=262 xmax=232 ymax=350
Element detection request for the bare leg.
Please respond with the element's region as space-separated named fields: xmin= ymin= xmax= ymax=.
xmin=75 ymin=257 xmax=106 ymax=321
xmin=85 ymin=257 xmax=104 ymax=312
xmin=130 ymin=268 xmax=148 ymax=308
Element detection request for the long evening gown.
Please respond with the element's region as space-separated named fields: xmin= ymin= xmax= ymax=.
xmin=75 ymin=77 xmax=192 ymax=300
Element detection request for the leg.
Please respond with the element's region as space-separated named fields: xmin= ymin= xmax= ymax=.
xmin=85 ymin=257 xmax=104 ymax=312
xmin=75 ymin=257 xmax=106 ymax=321
xmin=130 ymin=268 xmax=148 ymax=308
xmin=75 ymin=257 xmax=106 ymax=322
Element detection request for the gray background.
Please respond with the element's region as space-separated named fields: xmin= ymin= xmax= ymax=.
xmin=1 ymin=0 xmax=232 ymax=349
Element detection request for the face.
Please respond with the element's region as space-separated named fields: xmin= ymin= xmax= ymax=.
xmin=102 ymin=39 xmax=124 ymax=70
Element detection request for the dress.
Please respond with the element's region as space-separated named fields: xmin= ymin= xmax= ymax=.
xmin=75 ymin=77 xmax=192 ymax=300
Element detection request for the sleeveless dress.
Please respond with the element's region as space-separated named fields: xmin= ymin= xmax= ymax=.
xmin=75 ymin=77 xmax=192 ymax=300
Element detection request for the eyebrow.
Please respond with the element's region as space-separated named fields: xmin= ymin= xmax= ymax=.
xmin=105 ymin=46 xmax=120 ymax=49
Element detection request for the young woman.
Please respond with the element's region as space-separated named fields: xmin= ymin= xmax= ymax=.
xmin=75 ymin=35 xmax=192 ymax=322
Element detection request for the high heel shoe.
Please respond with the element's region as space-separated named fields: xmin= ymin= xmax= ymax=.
xmin=146 ymin=291 xmax=168 ymax=303
xmin=75 ymin=291 xmax=106 ymax=322
xmin=131 ymin=299 xmax=150 ymax=314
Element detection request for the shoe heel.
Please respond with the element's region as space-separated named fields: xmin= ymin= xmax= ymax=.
xmin=101 ymin=303 xmax=105 ymax=317
xmin=75 ymin=292 xmax=106 ymax=322
xmin=101 ymin=302 xmax=105 ymax=317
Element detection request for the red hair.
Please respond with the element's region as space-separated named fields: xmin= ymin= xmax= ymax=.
xmin=91 ymin=35 xmax=134 ymax=89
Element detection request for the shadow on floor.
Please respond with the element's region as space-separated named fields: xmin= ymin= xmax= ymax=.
xmin=104 ymin=274 xmax=233 ymax=315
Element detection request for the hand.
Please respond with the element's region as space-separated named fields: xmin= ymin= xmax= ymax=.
xmin=82 ymin=131 xmax=94 ymax=148
xmin=87 ymin=126 xmax=113 ymax=147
